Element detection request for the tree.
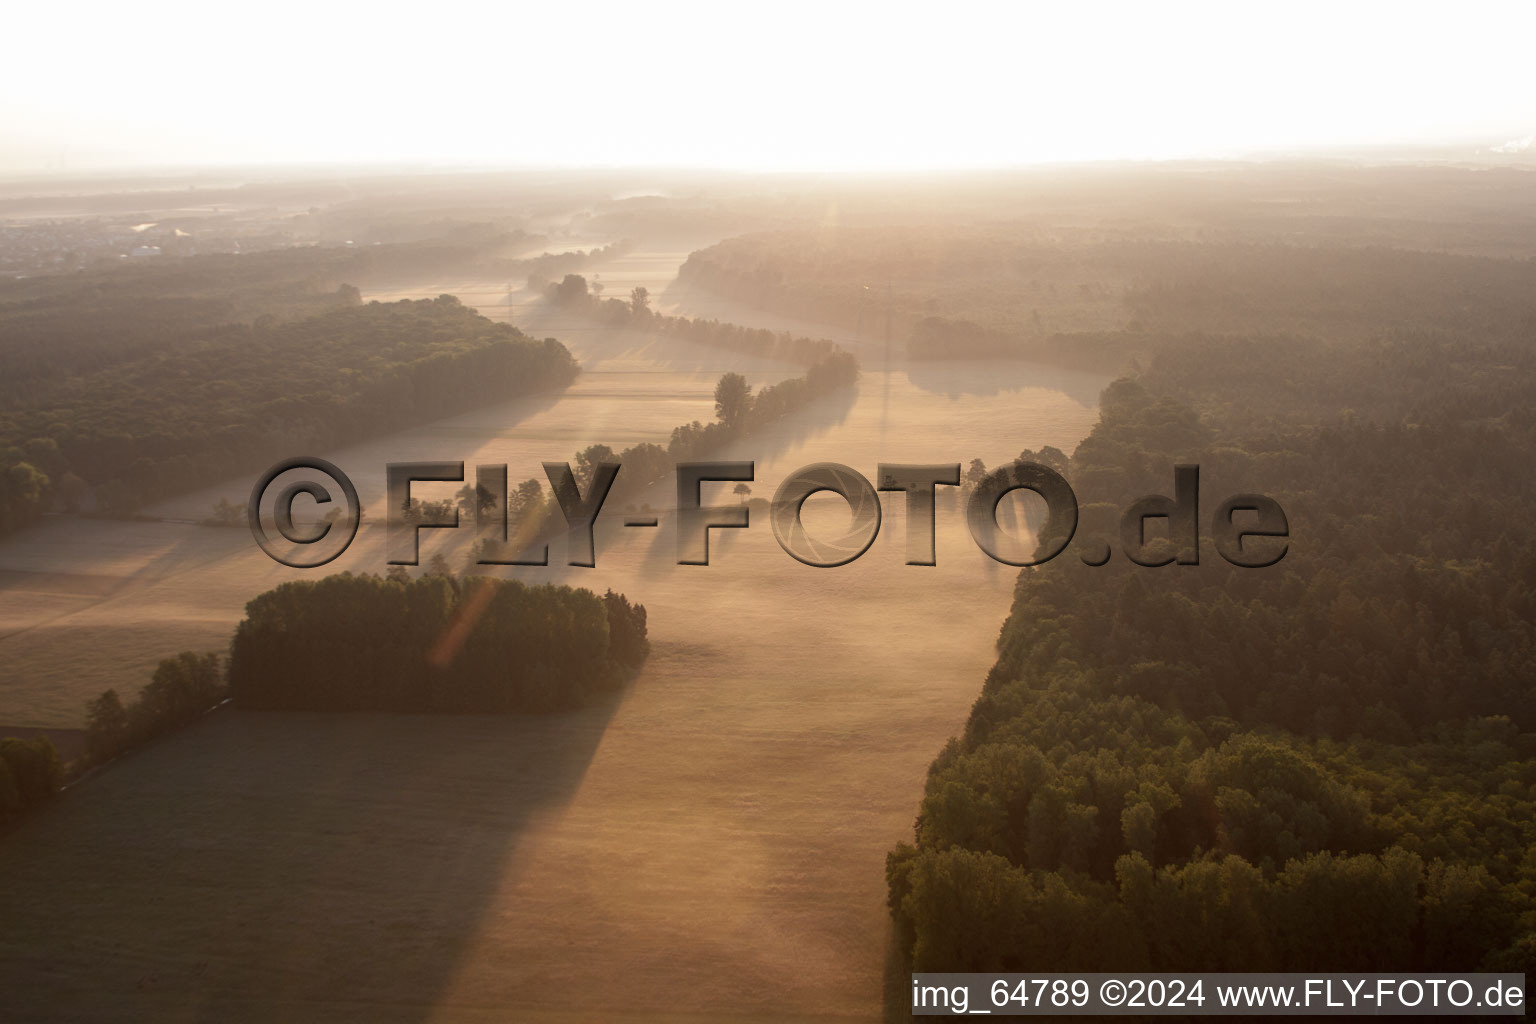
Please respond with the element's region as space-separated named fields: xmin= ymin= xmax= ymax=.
xmin=86 ymin=689 xmax=130 ymax=759
xmin=630 ymin=286 xmax=651 ymax=316
xmin=734 ymin=483 xmax=752 ymax=504
xmin=714 ymin=372 xmax=752 ymax=429
xmin=0 ymin=737 xmax=62 ymax=810
xmin=509 ymin=478 xmax=545 ymax=527
xmin=4 ymin=462 xmax=47 ymax=511
xmin=324 ymin=500 xmax=362 ymax=526
xmin=456 ymin=483 xmax=497 ymax=516
xmin=138 ymin=652 xmax=223 ymax=729
xmin=208 ymin=497 xmax=244 ymax=526
xmin=574 ymin=444 xmax=616 ymax=488
xmin=386 ymin=564 xmax=411 ymax=584
xmin=554 ymin=274 xmax=589 ymax=305
xmin=964 ymin=459 xmax=988 ymax=490
xmin=603 ymin=589 xmax=650 ymax=668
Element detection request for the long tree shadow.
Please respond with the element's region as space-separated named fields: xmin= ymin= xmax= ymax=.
xmin=140 ymin=377 xmax=572 ymax=521
xmin=0 ymin=695 xmax=622 ymax=1022
xmin=619 ymin=383 xmax=860 ymax=578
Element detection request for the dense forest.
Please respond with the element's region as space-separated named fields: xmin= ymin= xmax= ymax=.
xmin=229 ymin=574 xmax=649 ymax=713
xmin=887 ymin=319 xmax=1536 ymax=973
xmin=64 ymin=573 xmax=648 ymax=786
xmin=0 ymin=291 xmax=577 ymax=534
xmin=679 ymin=224 xmax=1536 ymax=372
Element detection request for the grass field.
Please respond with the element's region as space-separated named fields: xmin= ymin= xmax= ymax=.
xmin=0 ymin=248 xmax=1104 ymax=1020
xmin=0 ymin=635 xmax=951 ymax=1022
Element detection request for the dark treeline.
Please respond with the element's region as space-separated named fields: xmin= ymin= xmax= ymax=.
xmin=0 ymin=294 xmax=577 ymax=534
xmin=3 ymin=652 xmax=230 ymax=826
xmin=888 ymin=326 xmax=1536 ymax=974
xmin=0 ymin=230 xmax=535 ymax=350
xmin=467 ymin=356 xmax=858 ymax=567
xmin=679 ymin=228 xmax=1536 ymax=373
xmin=77 ymin=573 xmax=647 ymax=767
xmin=0 ymin=735 xmax=63 ymax=828
xmin=542 ymin=273 xmax=859 ymax=496
xmin=543 ymin=272 xmax=846 ymax=364
xmin=661 ymin=358 xmax=860 ymax=466
xmin=509 ymin=241 xmax=632 ymax=287
xmin=229 ymin=574 xmax=648 ymax=713
xmin=85 ymin=652 xmax=226 ymax=765
xmin=575 ymin=354 xmax=859 ymax=506
xmin=459 ymin=278 xmax=859 ymax=563
xmin=650 ymin=309 xmax=844 ymax=365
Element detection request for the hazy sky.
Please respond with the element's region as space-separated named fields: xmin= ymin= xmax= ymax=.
xmin=5 ymin=0 xmax=1535 ymax=173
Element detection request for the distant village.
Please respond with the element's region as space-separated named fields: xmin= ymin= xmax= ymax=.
xmin=0 ymin=214 xmax=302 ymax=277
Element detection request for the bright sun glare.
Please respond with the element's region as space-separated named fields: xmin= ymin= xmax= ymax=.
xmin=5 ymin=0 xmax=1536 ymax=173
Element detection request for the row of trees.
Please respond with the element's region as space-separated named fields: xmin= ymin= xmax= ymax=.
xmin=665 ymin=357 xmax=860 ymax=462
xmin=0 ymin=654 xmax=226 ymax=829
xmin=459 ymin=285 xmax=861 ymax=564
xmin=228 ymin=573 xmax=649 ymax=713
xmin=513 ymin=241 xmax=633 ymax=292
xmin=468 ymin=355 xmax=859 ymax=563
xmin=544 ymin=273 xmax=847 ymax=364
xmin=889 ymin=842 xmax=1516 ymax=972
xmin=390 ymin=333 xmax=854 ymax=569
xmin=85 ymin=652 xmax=226 ymax=764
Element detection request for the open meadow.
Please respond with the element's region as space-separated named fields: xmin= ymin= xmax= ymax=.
xmin=0 ymin=242 xmax=1104 ymax=1019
